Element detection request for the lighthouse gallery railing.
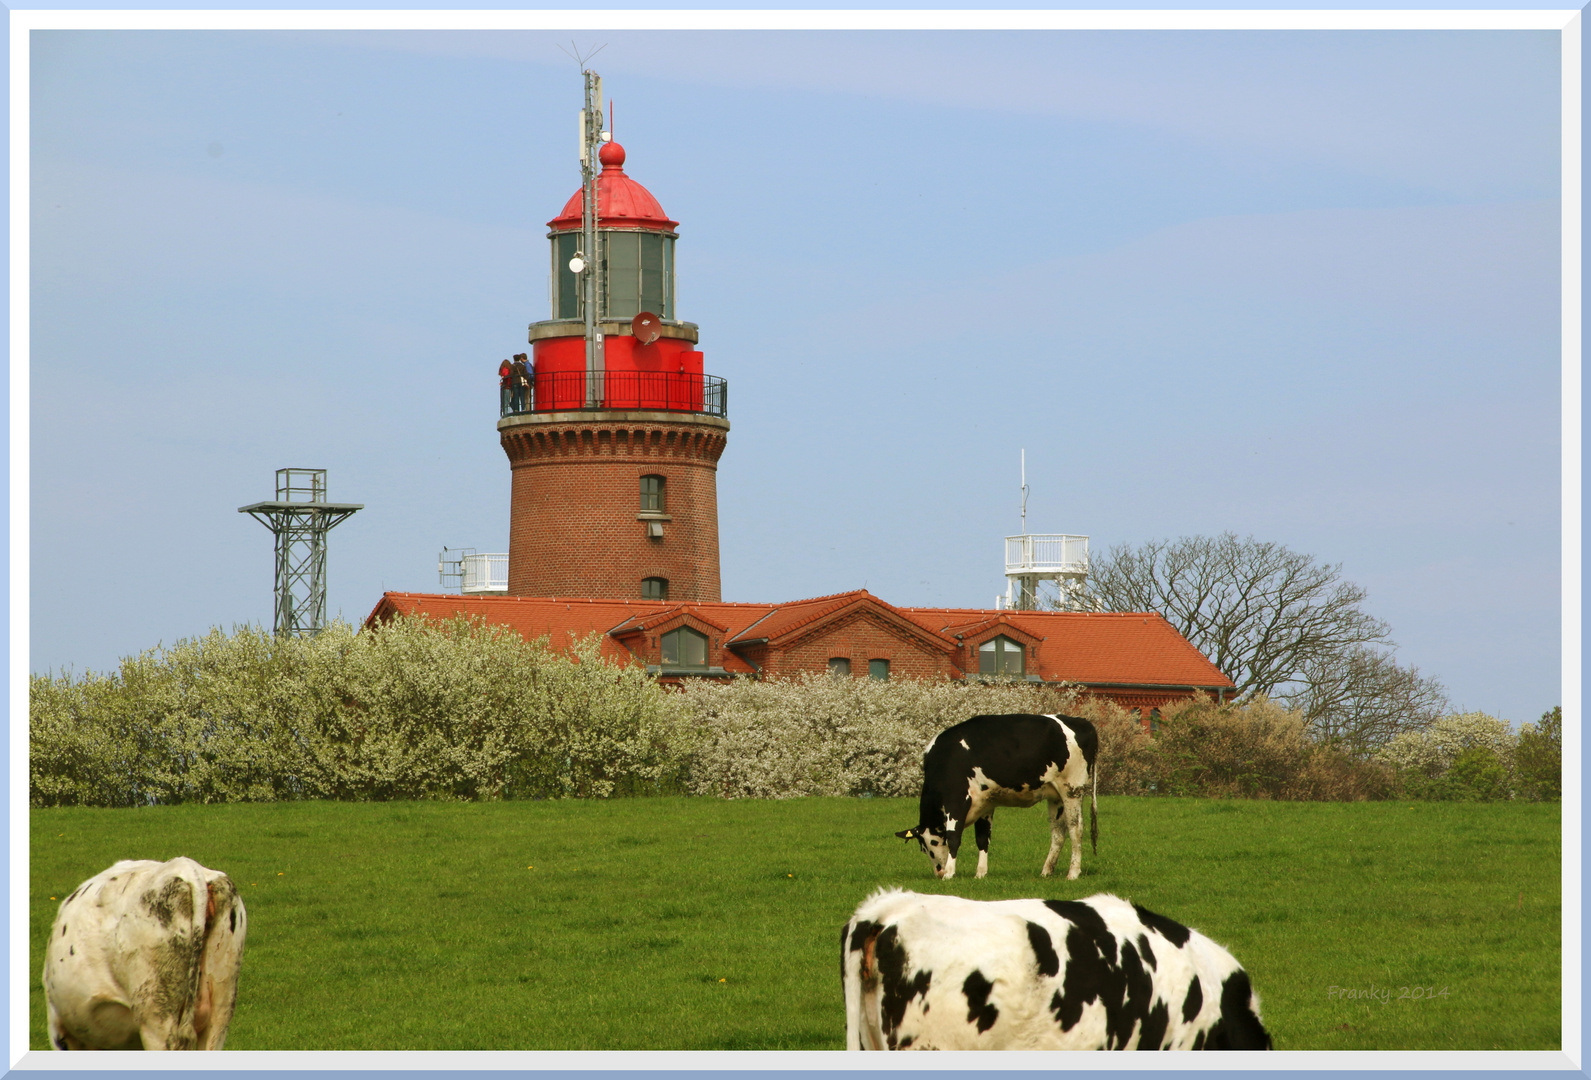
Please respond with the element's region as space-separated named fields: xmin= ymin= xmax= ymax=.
xmin=501 ymin=371 xmax=727 ymax=419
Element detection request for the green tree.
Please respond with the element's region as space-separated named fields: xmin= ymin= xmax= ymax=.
xmin=1515 ymin=705 xmax=1562 ymax=801
xmin=1448 ymin=746 xmax=1510 ymax=801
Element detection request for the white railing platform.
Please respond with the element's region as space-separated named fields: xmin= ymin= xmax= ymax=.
xmin=1005 ymin=534 xmax=1089 ymax=576
xmin=461 ymin=553 xmax=508 ymax=594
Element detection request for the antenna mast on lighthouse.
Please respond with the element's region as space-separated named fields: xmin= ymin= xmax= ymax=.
xmin=578 ymin=68 xmax=608 ymax=406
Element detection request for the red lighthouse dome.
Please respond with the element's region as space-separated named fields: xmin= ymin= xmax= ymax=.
xmin=547 ymin=142 xmax=678 ymax=231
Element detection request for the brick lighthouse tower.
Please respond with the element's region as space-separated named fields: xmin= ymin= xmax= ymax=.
xmin=499 ymin=75 xmax=728 ymax=602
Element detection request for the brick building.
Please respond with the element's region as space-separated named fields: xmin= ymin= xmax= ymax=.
xmin=407 ymin=90 xmax=1238 ymax=716
xmin=366 ymin=590 xmax=1235 ymax=711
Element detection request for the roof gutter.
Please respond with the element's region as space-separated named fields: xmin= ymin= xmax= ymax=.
xmin=1073 ymin=681 xmax=1234 ymax=691
xmin=1068 ymin=681 xmax=1234 ymax=705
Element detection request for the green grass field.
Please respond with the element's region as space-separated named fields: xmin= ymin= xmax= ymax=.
xmin=29 ymin=796 xmax=1559 ymax=1051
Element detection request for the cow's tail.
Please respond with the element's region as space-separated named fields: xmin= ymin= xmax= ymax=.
xmin=842 ymin=919 xmax=887 ymax=1051
xmin=1089 ymin=758 xmax=1098 ymax=855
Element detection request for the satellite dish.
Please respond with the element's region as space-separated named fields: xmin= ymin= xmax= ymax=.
xmin=568 ymin=254 xmax=586 ymax=274
xmin=632 ymin=311 xmax=662 ymax=345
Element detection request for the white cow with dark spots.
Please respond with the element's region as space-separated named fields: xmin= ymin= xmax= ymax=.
xmin=842 ymin=889 xmax=1271 ymax=1051
xmin=896 ymin=713 xmax=1098 ymax=880
xmin=44 ymin=858 xmax=247 ymax=1050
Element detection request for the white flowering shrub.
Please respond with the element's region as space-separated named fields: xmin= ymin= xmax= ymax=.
xmin=32 ymin=616 xmax=1419 ymax=807
xmin=1374 ymin=710 xmax=1518 ymax=800
xmin=506 ymin=635 xmax=691 ymax=799
xmin=673 ymin=675 xmax=1081 ymax=799
xmin=30 ymin=625 xmax=347 ymax=806
xmin=29 ymin=616 xmax=691 ymax=806
xmin=1375 ymin=711 xmax=1517 ymax=777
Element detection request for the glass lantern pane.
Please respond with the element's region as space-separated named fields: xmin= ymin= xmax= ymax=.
xmin=556 ymin=233 xmax=580 ymax=319
xmin=604 ymin=231 xmax=641 ymax=318
xmin=640 ymin=236 xmax=664 ymax=317
xmin=663 ymin=236 xmax=675 ymax=319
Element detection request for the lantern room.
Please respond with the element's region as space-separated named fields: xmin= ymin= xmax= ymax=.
xmin=523 ymin=139 xmax=720 ymax=417
xmin=546 ymin=142 xmax=677 ymax=321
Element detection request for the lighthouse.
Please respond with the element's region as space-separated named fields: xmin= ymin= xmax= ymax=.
xmin=498 ymin=76 xmax=728 ymax=603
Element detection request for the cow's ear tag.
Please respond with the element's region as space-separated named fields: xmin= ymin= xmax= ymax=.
xmin=895 ymin=828 xmax=917 ymax=841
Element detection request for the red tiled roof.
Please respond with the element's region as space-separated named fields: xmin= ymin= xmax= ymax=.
xmin=368 ymin=593 xmax=777 ymax=675
xmin=723 ymin=589 xmax=869 ymax=643
xmin=367 ymin=591 xmax=1234 ymax=692
xmin=898 ymin=606 xmax=1233 ymax=689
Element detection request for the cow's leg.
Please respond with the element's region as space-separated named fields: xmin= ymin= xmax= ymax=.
xmin=1041 ymin=799 xmax=1066 ymax=877
xmin=974 ymin=815 xmax=992 ymax=878
xmin=1063 ymin=786 xmax=1086 ymax=879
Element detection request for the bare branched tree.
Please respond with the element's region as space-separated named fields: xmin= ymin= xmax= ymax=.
xmin=1079 ymin=533 xmax=1393 ymax=702
xmin=1282 ymin=646 xmax=1448 ymax=755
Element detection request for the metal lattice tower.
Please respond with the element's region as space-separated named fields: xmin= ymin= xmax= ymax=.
xmin=239 ymin=469 xmax=363 ymax=636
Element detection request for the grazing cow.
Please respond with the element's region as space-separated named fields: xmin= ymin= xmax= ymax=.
xmin=841 ymin=889 xmax=1271 ymax=1051
xmin=44 ymin=858 xmax=247 ymax=1050
xmin=896 ymin=713 xmax=1098 ymax=880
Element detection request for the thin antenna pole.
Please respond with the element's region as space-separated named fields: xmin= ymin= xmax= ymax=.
xmin=580 ymin=69 xmax=606 ymax=407
xmin=1020 ymin=449 xmax=1028 ymax=534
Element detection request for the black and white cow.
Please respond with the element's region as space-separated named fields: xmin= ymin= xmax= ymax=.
xmin=841 ymin=889 xmax=1272 ymax=1050
xmin=44 ymin=858 xmax=247 ymax=1050
xmin=896 ymin=713 xmax=1098 ymax=880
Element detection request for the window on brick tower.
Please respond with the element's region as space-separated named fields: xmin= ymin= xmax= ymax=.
xmin=828 ymin=657 xmax=851 ymax=677
xmin=640 ymin=474 xmax=666 ymax=512
xmin=661 ymin=627 xmax=708 ymax=669
xmin=978 ymin=635 xmax=1025 ymax=676
xmin=869 ymin=659 xmax=890 ymax=681
xmin=642 ymin=577 xmax=668 ymax=601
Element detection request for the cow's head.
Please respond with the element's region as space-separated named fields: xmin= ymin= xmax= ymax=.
xmin=895 ymin=824 xmax=960 ymax=878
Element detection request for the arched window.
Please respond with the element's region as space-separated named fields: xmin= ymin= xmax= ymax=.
xmin=828 ymin=658 xmax=851 ymax=677
xmin=978 ymin=635 xmax=1025 ymax=676
xmin=868 ymin=659 xmax=890 ymax=681
xmin=661 ymin=626 xmax=708 ymax=669
xmin=642 ymin=577 xmax=668 ymax=601
xmin=640 ymin=474 xmax=666 ymax=512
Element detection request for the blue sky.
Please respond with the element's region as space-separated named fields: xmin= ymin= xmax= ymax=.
xmin=27 ymin=27 xmax=1563 ymax=724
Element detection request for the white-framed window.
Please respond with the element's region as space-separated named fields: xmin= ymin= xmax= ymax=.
xmin=661 ymin=626 xmax=708 ymax=669
xmin=978 ymin=635 xmax=1025 ymax=676
xmin=640 ymin=474 xmax=665 ymax=512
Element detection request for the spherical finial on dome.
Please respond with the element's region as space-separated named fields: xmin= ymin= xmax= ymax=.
xmin=598 ymin=141 xmax=626 ymax=169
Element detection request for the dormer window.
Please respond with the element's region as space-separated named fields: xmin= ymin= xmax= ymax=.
xmin=661 ymin=626 xmax=708 ymax=669
xmin=979 ymin=635 xmax=1025 ymax=677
